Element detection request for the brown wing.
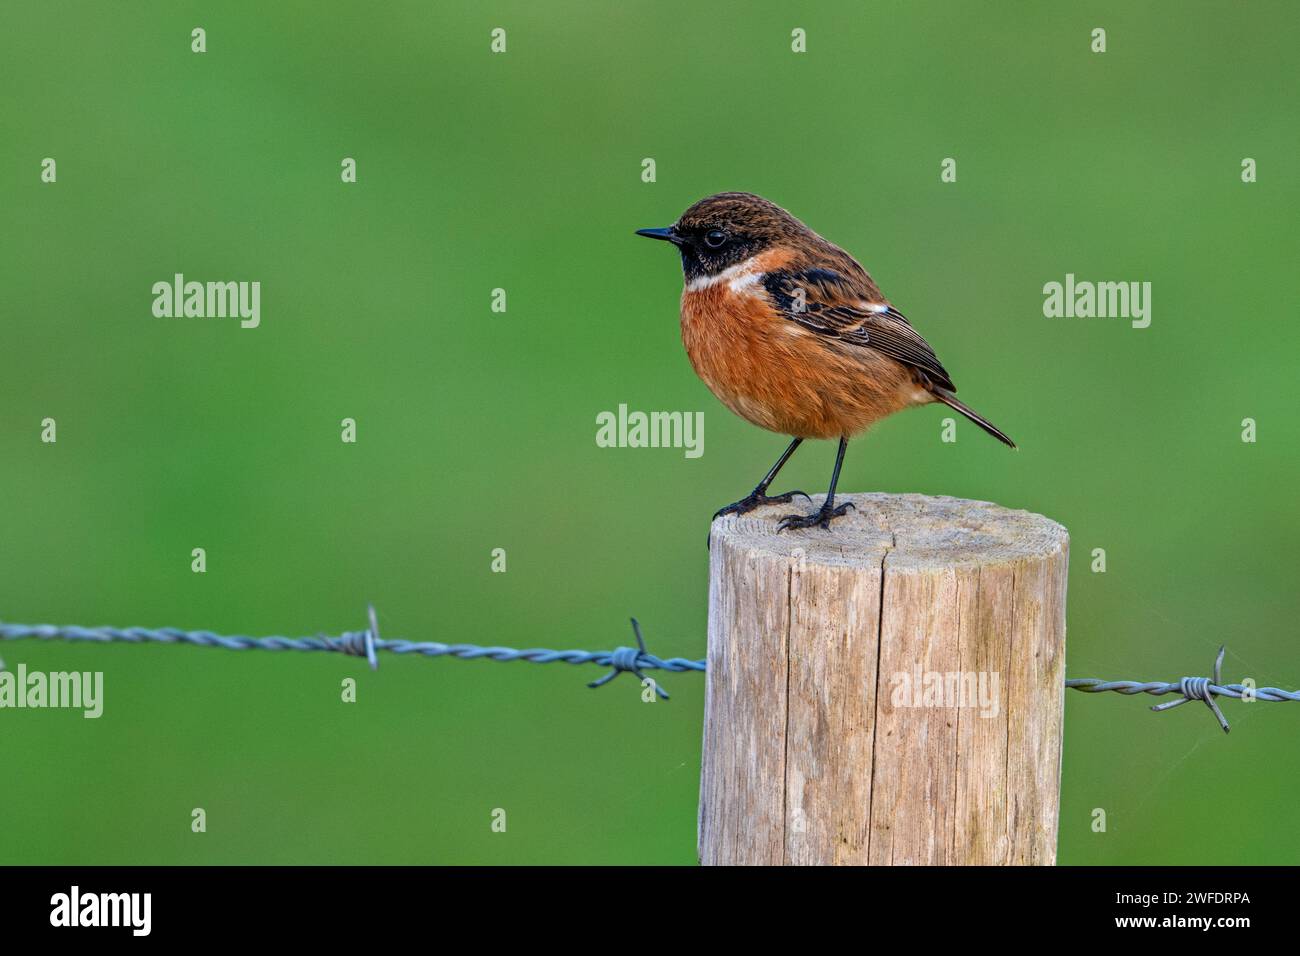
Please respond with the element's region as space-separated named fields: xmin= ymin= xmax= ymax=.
xmin=760 ymin=267 xmax=956 ymax=392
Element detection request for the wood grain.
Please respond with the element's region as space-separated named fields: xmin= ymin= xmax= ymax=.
xmin=699 ymin=493 xmax=1069 ymax=866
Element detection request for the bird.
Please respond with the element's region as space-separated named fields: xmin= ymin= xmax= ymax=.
xmin=636 ymin=191 xmax=1014 ymax=533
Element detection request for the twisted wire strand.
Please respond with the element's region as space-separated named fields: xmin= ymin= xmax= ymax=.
xmin=0 ymin=622 xmax=707 ymax=672
xmin=0 ymin=608 xmax=703 ymax=699
xmin=1 ymin=612 xmax=1294 ymax=727
xmin=1064 ymin=646 xmax=1297 ymax=733
xmin=1064 ymin=678 xmax=1299 ymax=703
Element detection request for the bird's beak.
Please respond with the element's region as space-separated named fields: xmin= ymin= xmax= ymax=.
xmin=635 ymin=226 xmax=682 ymax=245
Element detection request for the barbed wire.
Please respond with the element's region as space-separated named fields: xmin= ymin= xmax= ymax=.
xmin=2 ymin=609 xmax=1295 ymax=728
xmin=0 ymin=607 xmax=702 ymax=700
xmin=1064 ymin=646 xmax=1299 ymax=733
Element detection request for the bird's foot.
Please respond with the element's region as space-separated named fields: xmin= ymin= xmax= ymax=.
xmin=713 ymin=489 xmax=810 ymax=521
xmin=776 ymin=500 xmax=856 ymax=533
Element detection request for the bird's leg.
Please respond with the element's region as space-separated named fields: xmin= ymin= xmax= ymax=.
xmin=777 ymin=436 xmax=856 ymax=532
xmin=713 ymin=437 xmax=811 ymax=519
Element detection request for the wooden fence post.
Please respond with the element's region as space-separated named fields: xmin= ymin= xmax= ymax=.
xmin=699 ymin=493 xmax=1069 ymax=865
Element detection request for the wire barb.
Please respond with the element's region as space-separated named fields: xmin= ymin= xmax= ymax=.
xmin=323 ymin=604 xmax=380 ymax=671
xmin=587 ymin=618 xmax=670 ymax=700
xmin=1147 ymin=645 xmax=1230 ymax=732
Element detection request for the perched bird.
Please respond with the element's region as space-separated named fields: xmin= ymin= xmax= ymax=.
xmin=637 ymin=192 xmax=1014 ymax=532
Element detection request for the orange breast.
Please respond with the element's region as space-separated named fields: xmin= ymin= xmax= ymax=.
xmin=680 ymin=269 xmax=923 ymax=440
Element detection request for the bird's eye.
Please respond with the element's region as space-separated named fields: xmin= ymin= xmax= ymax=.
xmin=704 ymin=229 xmax=728 ymax=249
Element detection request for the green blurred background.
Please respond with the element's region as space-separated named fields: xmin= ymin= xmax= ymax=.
xmin=2 ymin=1 xmax=1296 ymax=865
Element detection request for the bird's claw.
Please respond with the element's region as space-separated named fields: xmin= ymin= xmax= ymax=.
xmin=776 ymin=501 xmax=856 ymax=533
xmin=713 ymin=489 xmax=810 ymax=520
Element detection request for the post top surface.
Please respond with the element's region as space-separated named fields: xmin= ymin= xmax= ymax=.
xmin=710 ymin=493 xmax=1068 ymax=570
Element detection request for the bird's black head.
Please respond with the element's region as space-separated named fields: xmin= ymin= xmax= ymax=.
xmin=637 ymin=192 xmax=811 ymax=283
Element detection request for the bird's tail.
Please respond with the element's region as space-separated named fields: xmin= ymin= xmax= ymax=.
xmin=931 ymin=389 xmax=1016 ymax=449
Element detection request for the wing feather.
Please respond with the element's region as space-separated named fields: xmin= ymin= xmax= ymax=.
xmin=761 ymin=268 xmax=956 ymax=392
